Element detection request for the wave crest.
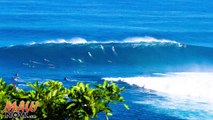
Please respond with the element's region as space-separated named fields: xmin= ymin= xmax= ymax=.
xmin=27 ymin=36 xmax=181 ymax=45
xmin=123 ymin=36 xmax=179 ymax=44
xmin=44 ymin=37 xmax=89 ymax=44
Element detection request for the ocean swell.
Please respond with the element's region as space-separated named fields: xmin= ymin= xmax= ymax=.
xmin=0 ymin=37 xmax=213 ymax=73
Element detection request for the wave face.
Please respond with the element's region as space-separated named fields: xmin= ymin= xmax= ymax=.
xmin=1 ymin=37 xmax=213 ymax=73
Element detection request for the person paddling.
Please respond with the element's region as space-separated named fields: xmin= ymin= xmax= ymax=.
xmin=13 ymin=73 xmax=19 ymax=80
xmin=64 ymin=77 xmax=69 ymax=81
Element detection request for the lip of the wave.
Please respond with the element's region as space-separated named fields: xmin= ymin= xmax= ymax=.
xmin=27 ymin=36 xmax=181 ymax=45
xmin=0 ymin=36 xmax=193 ymax=48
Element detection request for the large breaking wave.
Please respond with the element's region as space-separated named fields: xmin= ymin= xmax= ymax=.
xmin=1 ymin=37 xmax=213 ymax=119
xmin=1 ymin=37 xmax=213 ymax=73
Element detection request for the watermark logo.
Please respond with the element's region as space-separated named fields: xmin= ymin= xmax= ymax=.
xmin=1 ymin=101 xmax=39 ymax=118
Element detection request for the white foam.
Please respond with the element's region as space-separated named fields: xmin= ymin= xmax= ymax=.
xmin=66 ymin=79 xmax=77 ymax=82
xmin=123 ymin=36 xmax=178 ymax=44
xmin=22 ymin=63 xmax=29 ymax=66
xmin=103 ymin=72 xmax=213 ymax=101
xmin=29 ymin=60 xmax=42 ymax=65
xmin=134 ymin=96 xmax=213 ymax=120
xmin=44 ymin=37 xmax=89 ymax=44
xmin=14 ymin=78 xmax=25 ymax=82
xmin=27 ymin=41 xmax=37 ymax=45
xmin=38 ymin=36 xmax=180 ymax=45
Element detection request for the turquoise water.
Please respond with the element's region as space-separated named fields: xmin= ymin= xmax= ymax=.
xmin=0 ymin=0 xmax=213 ymax=119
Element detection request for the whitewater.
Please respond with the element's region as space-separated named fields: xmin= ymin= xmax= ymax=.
xmin=26 ymin=36 xmax=180 ymax=45
xmin=103 ymin=72 xmax=213 ymax=101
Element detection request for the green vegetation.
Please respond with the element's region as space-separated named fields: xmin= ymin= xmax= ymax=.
xmin=0 ymin=78 xmax=129 ymax=120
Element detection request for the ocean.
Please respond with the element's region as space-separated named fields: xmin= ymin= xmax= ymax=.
xmin=0 ymin=0 xmax=213 ymax=119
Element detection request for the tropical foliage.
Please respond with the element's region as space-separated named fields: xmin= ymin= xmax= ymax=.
xmin=0 ymin=78 xmax=128 ymax=120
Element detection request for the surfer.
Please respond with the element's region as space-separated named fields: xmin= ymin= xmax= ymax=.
xmin=64 ymin=77 xmax=69 ymax=81
xmin=78 ymin=59 xmax=83 ymax=63
xmin=71 ymin=57 xmax=77 ymax=62
xmin=88 ymin=52 xmax=93 ymax=58
xmin=13 ymin=73 xmax=19 ymax=80
xmin=112 ymin=46 xmax=117 ymax=55
xmin=100 ymin=45 xmax=105 ymax=53
xmin=44 ymin=58 xmax=50 ymax=62
xmin=12 ymin=73 xmax=24 ymax=82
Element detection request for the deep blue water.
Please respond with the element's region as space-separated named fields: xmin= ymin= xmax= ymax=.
xmin=0 ymin=0 xmax=213 ymax=47
xmin=1 ymin=0 xmax=213 ymax=120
